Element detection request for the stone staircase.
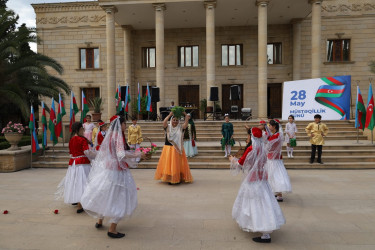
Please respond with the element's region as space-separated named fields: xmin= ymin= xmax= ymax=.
xmin=33 ymin=120 xmax=375 ymax=169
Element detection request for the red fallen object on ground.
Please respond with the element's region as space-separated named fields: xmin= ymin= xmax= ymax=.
xmin=3 ymin=210 xmax=9 ymax=214
xmin=54 ymin=209 xmax=59 ymax=214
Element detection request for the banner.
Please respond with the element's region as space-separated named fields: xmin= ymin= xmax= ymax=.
xmin=282 ymin=75 xmax=351 ymax=120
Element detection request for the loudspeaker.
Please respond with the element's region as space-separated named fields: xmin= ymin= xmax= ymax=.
xmin=151 ymin=87 xmax=160 ymax=102
xmin=120 ymin=86 xmax=127 ymax=100
xmin=209 ymin=87 xmax=219 ymax=101
xmin=230 ymin=85 xmax=241 ymax=101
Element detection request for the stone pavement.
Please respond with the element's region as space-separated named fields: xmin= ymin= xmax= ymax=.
xmin=1 ymin=168 xmax=375 ymax=250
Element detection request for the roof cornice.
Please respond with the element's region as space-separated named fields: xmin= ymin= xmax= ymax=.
xmin=32 ymin=1 xmax=101 ymax=13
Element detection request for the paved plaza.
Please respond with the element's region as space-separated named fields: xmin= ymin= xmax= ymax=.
xmin=1 ymin=168 xmax=375 ymax=250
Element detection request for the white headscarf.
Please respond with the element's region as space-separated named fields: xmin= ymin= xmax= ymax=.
xmin=166 ymin=116 xmax=183 ymax=154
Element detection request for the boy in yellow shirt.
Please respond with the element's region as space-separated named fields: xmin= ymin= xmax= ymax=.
xmin=305 ymin=114 xmax=328 ymax=164
xmin=128 ymin=117 xmax=143 ymax=162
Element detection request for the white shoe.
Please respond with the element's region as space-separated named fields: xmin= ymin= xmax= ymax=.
xmin=291 ymin=154 xmax=294 ymax=158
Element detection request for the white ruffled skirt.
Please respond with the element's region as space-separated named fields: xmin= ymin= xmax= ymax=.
xmin=232 ymin=180 xmax=285 ymax=232
xmin=60 ymin=163 xmax=91 ymax=204
xmin=183 ymin=140 xmax=198 ymax=157
xmin=80 ymin=167 xmax=137 ymax=224
xmin=265 ymin=159 xmax=292 ymax=193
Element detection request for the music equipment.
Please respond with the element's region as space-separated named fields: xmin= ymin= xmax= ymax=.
xmin=209 ymin=87 xmax=219 ymax=101
xmin=151 ymin=87 xmax=160 ymax=102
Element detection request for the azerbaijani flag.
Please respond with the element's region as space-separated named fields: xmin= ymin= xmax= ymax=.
xmin=41 ymin=101 xmax=47 ymax=149
xmin=365 ymin=83 xmax=375 ymax=130
xmin=29 ymin=105 xmax=40 ymax=153
xmin=124 ymin=84 xmax=130 ymax=113
xmin=115 ymin=84 xmax=122 ymax=113
xmin=80 ymin=91 xmax=89 ymax=123
xmin=137 ymin=82 xmax=141 ymax=113
xmin=49 ymin=97 xmax=58 ymax=145
xmin=69 ymin=91 xmax=76 ymax=132
xmin=56 ymin=93 xmax=64 ymax=139
xmin=145 ymin=83 xmax=152 ymax=112
xmin=355 ymin=86 xmax=366 ymax=130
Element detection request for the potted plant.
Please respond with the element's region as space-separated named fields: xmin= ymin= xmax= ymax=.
xmin=1 ymin=121 xmax=25 ymax=150
xmin=200 ymin=98 xmax=207 ymax=117
xmin=89 ymin=97 xmax=102 ymax=121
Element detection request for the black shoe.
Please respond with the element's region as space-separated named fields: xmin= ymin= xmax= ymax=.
xmin=318 ymin=161 xmax=324 ymax=164
xmin=95 ymin=223 xmax=103 ymax=228
xmin=107 ymin=232 xmax=125 ymax=238
xmin=309 ymin=160 xmax=314 ymax=164
xmin=72 ymin=203 xmax=78 ymax=206
xmin=252 ymin=237 xmax=271 ymax=243
xmin=277 ymin=197 xmax=283 ymax=202
xmin=77 ymin=208 xmax=84 ymax=213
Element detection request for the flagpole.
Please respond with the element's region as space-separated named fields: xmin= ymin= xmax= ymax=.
xmin=29 ymin=101 xmax=33 ymax=169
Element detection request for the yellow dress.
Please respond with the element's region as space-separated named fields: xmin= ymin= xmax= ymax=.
xmin=92 ymin=127 xmax=99 ymax=142
xmin=127 ymin=124 xmax=143 ymax=145
xmin=154 ymin=124 xmax=193 ymax=184
xmin=305 ymin=122 xmax=329 ymax=145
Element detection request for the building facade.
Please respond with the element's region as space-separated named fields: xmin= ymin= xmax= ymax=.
xmin=32 ymin=0 xmax=375 ymax=121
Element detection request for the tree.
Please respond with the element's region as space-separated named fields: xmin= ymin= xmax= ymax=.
xmin=0 ymin=3 xmax=70 ymax=121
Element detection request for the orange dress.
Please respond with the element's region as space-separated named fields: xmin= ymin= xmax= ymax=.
xmin=154 ymin=125 xmax=193 ymax=184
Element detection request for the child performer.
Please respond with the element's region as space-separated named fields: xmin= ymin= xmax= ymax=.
xmin=305 ymin=114 xmax=328 ymax=164
xmin=83 ymin=115 xmax=95 ymax=143
xmin=154 ymin=112 xmax=193 ymax=184
xmin=92 ymin=119 xmax=103 ymax=143
xmin=265 ymin=119 xmax=292 ymax=202
xmin=94 ymin=121 xmax=107 ymax=151
xmin=183 ymin=113 xmax=198 ymax=157
xmin=221 ymin=114 xmax=235 ymax=157
xmin=285 ymin=115 xmax=298 ymax=158
xmin=128 ymin=117 xmax=143 ymax=162
xmin=81 ymin=115 xmax=145 ymax=238
xmin=229 ymin=127 xmax=285 ymax=243
xmin=56 ymin=122 xmax=91 ymax=213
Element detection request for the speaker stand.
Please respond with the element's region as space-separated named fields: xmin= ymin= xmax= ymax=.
xmin=213 ymin=101 xmax=216 ymax=121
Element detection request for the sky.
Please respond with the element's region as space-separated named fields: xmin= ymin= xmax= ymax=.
xmin=7 ymin=0 xmax=94 ymax=51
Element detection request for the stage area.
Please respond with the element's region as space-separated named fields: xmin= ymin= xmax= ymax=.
xmin=1 ymin=169 xmax=375 ymax=249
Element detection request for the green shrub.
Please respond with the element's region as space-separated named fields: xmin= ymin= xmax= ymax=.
xmin=0 ymin=135 xmax=43 ymax=150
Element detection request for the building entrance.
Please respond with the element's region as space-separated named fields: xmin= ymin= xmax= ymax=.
xmin=267 ymin=83 xmax=282 ymax=118
xmin=221 ymin=84 xmax=243 ymax=119
xmin=178 ymin=85 xmax=200 ymax=119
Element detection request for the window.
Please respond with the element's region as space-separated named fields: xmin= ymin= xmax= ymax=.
xmin=81 ymin=88 xmax=100 ymax=108
xmin=327 ymin=39 xmax=350 ymax=62
xmin=221 ymin=44 xmax=243 ymax=66
xmin=178 ymin=46 xmax=199 ymax=67
xmin=80 ymin=48 xmax=99 ymax=69
xmin=267 ymin=43 xmax=282 ymax=64
xmin=142 ymin=47 xmax=156 ymax=68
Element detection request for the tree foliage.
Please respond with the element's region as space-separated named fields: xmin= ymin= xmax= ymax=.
xmin=0 ymin=3 xmax=70 ymax=121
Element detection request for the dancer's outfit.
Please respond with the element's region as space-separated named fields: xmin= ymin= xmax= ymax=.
xmin=128 ymin=123 xmax=143 ymax=162
xmin=264 ymin=131 xmax=292 ymax=196
xmin=154 ymin=122 xmax=193 ymax=184
xmin=94 ymin=131 xmax=106 ymax=151
xmin=81 ymin=117 xmax=141 ymax=224
xmin=83 ymin=122 xmax=95 ymax=142
xmin=221 ymin=122 xmax=235 ymax=157
xmin=305 ymin=122 xmax=328 ymax=164
xmin=183 ymin=120 xmax=198 ymax=157
xmin=230 ymin=127 xmax=285 ymax=242
xmin=57 ymin=136 xmax=91 ymax=204
xmin=285 ymin=122 xmax=298 ymax=158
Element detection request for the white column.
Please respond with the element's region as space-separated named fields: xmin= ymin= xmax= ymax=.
xmin=257 ymin=0 xmax=269 ymax=119
xmin=154 ymin=3 xmax=166 ymax=109
xmin=291 ymin=18 xmax=302 ymax=80
xmin=104 ymin=6 xmax=117 ymax=118
xmin=310 ymin=0 xmax=322 ymax=78
xmin=205 ymin=1 xmax=216 ymax=107
xmin=123 ymin=25 xmax=132 ymax=85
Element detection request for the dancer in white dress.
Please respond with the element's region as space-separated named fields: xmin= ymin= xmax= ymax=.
xmin=81 ymin=115 xmax=144 ymax=238
xmin=229 ymin=127 xmax=285 ymax=243
xmin=56 ymin=122 xmax=91 ymax=213
xmin=265 ymin=119 xmax=292 ymax=202
xmin=183 ymin=114 xmax=198 ymax=157
xmin=285 ymin=115 xmax=298 ymax=158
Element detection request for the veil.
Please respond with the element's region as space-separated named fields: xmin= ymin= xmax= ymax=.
xmin=230 ymin=128 xmax=268 ymax=183
xmin=90 ymin=117 xmax=141 ymax=172
xmin=266 ymin=131 xmax=283 ymax=160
